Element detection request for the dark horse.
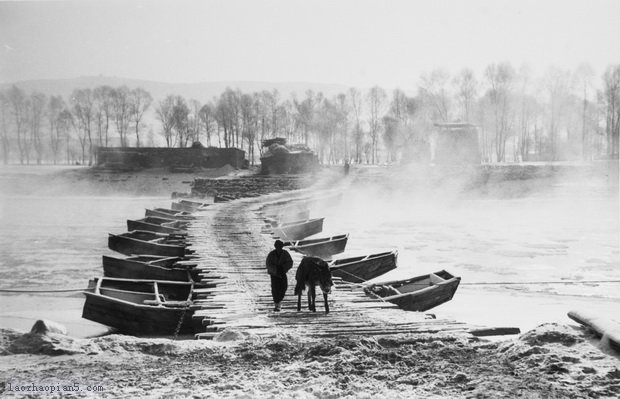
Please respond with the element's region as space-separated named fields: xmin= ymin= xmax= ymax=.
xmin=294 ymin=256 xmax=334 ymax=314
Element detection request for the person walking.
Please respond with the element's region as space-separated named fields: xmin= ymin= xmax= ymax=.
xmin=265 ymin=239 xmax=293 ymax=312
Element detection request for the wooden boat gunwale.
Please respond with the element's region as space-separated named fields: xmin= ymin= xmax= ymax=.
xmin=109 ymin=231 xmax=187 ymax=248
xmin=277 ymin=217 xmax=324 ymax=228
xmin=85 ymin=277 xmax=194 ymax=308
xmin=102 ymin=255 xmax=199 ymax=282
xmin=145 ymin=208 xmax=195 ymax=221
xmin=108 ymin=230 xmax=192 ymax=257
xmin=329 ymin=250 xmax=397 ymax=268
xmin=327 ymin=250 xmax=398 ymax=282
xmin=127 ymin=217 xmax=188 ymax=235
xmin=286 ymin=234 xmax=349 ymax=249
xmin=271 ymin=217 xmax=325 ymax=240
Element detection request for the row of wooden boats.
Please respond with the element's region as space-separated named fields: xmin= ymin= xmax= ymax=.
xmin=83 ymin=194 xmax=461 ymax=336
xmin=82 ymin=200 xmax=213 ymax=335
xmin=259 ymin=200 xmax=461 ymax=313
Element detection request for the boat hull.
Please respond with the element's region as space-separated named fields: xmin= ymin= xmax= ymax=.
xmin=81 ymin=278 xmax=199 ymax=336
xmin=329 ymin=251 xmax=397 ymax=283
xmin=145 ymin=208 xmax=195 ymax=221
xmin=102 ymin=255 xmax=198 ymax=282
xmin=290 ymin=235 xmax=348 ymax=259
xmin=127 ymin=219 xmax=187 ymax=235
xmin=364 ymin=270 xmax=460 ymax=312
xmin=387 ymin=278 xmax=460 ymax=311
xmin=82 ymin=292 xmax=196 ymax=335
xmin=272 ymin=218 xmax=324 ymax=240
xmin=108 ymin=233 xmax=188 ymax=257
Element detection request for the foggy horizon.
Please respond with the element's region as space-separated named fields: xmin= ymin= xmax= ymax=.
xmin=1 ymin=0 xmax=619 ymax=88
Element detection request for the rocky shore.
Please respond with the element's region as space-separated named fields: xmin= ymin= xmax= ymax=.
xmin=1 ymin=323 xmax=619 ymax=398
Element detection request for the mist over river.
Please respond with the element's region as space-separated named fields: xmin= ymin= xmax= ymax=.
xmin=0 ymin=164 xmax=618 ymax=337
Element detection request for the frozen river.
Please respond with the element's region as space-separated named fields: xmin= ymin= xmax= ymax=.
xmin=0 ymin=164 xmax=618 ymax=336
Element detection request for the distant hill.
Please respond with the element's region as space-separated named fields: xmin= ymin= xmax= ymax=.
xmin=0 ymin=76 xmax=353 ymax=103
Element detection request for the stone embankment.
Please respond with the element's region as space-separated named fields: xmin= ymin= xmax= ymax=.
xmin=187 ymin=174 xmax=318 ymax=202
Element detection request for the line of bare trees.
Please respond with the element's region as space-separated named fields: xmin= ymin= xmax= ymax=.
xmin=0 ymin=85 xmax=153 ymax=165
xmin=1 ymin=63 xmax=618 ymax=166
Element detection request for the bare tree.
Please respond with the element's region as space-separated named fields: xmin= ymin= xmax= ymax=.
xmin=280 ymin=99 xmax=296 ymax=144
xmin=382 ymin=115 xmax=399 ymax=163
xmin=602 ymin=65 xmax=620 ymax=157
xmin=215 ymin=88 xmax=243 ymax=148
xmin=383 ymin=89 xmax=414 ymax=163
xmin=93 ymin=86 xmax=114 ymax=147
xmin=57 ymin=109 xmax=75 ymax=164
xmin=293 ymin=90 xmax=319 ymax=146
xmin=111 ymin=86 xmax=131 ymax=147
xmin=171 ymin=96 xmax=190 ymax=147
xmin=314 ymin=97 xmax=340 ymax=164
xmin=198 ymin=102 xmax=216 ymax=147
xmin=543 ymin=67 xmax=571 ymax=160
xmin=187 ymin=99 xmax=202 ymax=144
xmin=485 ymin=62 xmax=515 ymax=162
xmin=70 ymin=88 xmax=95 ymax=164
xmin=419 ymin=69 xmax=451 ymax=122
xmin=366 ymin=86 xmax=387 ymax=164
xmin=255 ymin=92 xmax=271 ymax=160
xmin=239 ymin=93 xmax=258 ymax=164
xmin=7 ymin=86 xmax=29 ymax=164
xmin=348 ymin=88 xmax=364 ymax=163
xmin=215 ymin=89 xmax=236 ymax=148
xmin=335 ymin=93 xmax=350 ymax=162
xmin=575 ymin=64 xmax=595 ymax=159
xmin=29 ymin=92 xmax=47 ymax=164
xmin=47 ymin=96 xmax=66 ymax=164
xmin=0 ymin=91 xmax=10 ymax=164
xmin=515 ymin=65 xmax=535 ymax=161
xmin=156 ymin=95 xmax=176 ymax=147
xmin=453 ymin=68 xmax=478 ymax=122
xmin=129 ymin=88 xmax=153 ymax=148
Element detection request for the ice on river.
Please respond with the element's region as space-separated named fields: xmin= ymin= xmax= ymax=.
xmin=0 ymin=164 xmax=618 ymax=335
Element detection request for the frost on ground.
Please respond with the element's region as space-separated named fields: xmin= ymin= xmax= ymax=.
xmin=1 ymin=323 xmax=619 ymax=398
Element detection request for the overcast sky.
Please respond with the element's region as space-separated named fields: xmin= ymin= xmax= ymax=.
xmin=1 ymin=0 xmax=619 ymax=89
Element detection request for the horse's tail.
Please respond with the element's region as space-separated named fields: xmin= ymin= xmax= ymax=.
xmin=294 ymin=281 xmax=305 ymax=296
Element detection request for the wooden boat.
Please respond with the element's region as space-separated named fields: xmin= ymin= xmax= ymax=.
xmin=145 ymin=208 xmax=195 ymax=221
xmin=568 ymin=310 xmax=620 ymax=352
xmin=102 ymin=255 xmax=199 ymax=282
xmin=127 ymin=217 xmax=188 ymax=235
xmin=82 ymin=277 xmax=200 ymax=336
xmin=363 ymin=270 xmax=460 ymax=312
xmin=171 ymin=200 xmax=210 ymax=213
xmin=284 ymin=234 xmax=348 ymax=259
xmin=271 ymin=217 xmax=324 ymax=240
xmin=329 ymin=250 xmax=398 ymax=283
xmin=108 ymin=230 xmax=191 ymax=257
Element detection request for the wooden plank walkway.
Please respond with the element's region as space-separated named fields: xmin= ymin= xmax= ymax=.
xmin=183 ymin=190 xmax=482 ymax=340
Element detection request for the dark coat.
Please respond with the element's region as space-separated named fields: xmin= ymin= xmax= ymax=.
xmin=266 ymin=249 xmax=293 ymax=278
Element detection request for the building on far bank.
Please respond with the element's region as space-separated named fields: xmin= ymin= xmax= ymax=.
xmin=260 ymin=138 xmax=319 ymax=174
xmin=96 ymin=144 xmax=247 ymax=171
xmin=432 ymin=123 xmax=481 ymax=164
